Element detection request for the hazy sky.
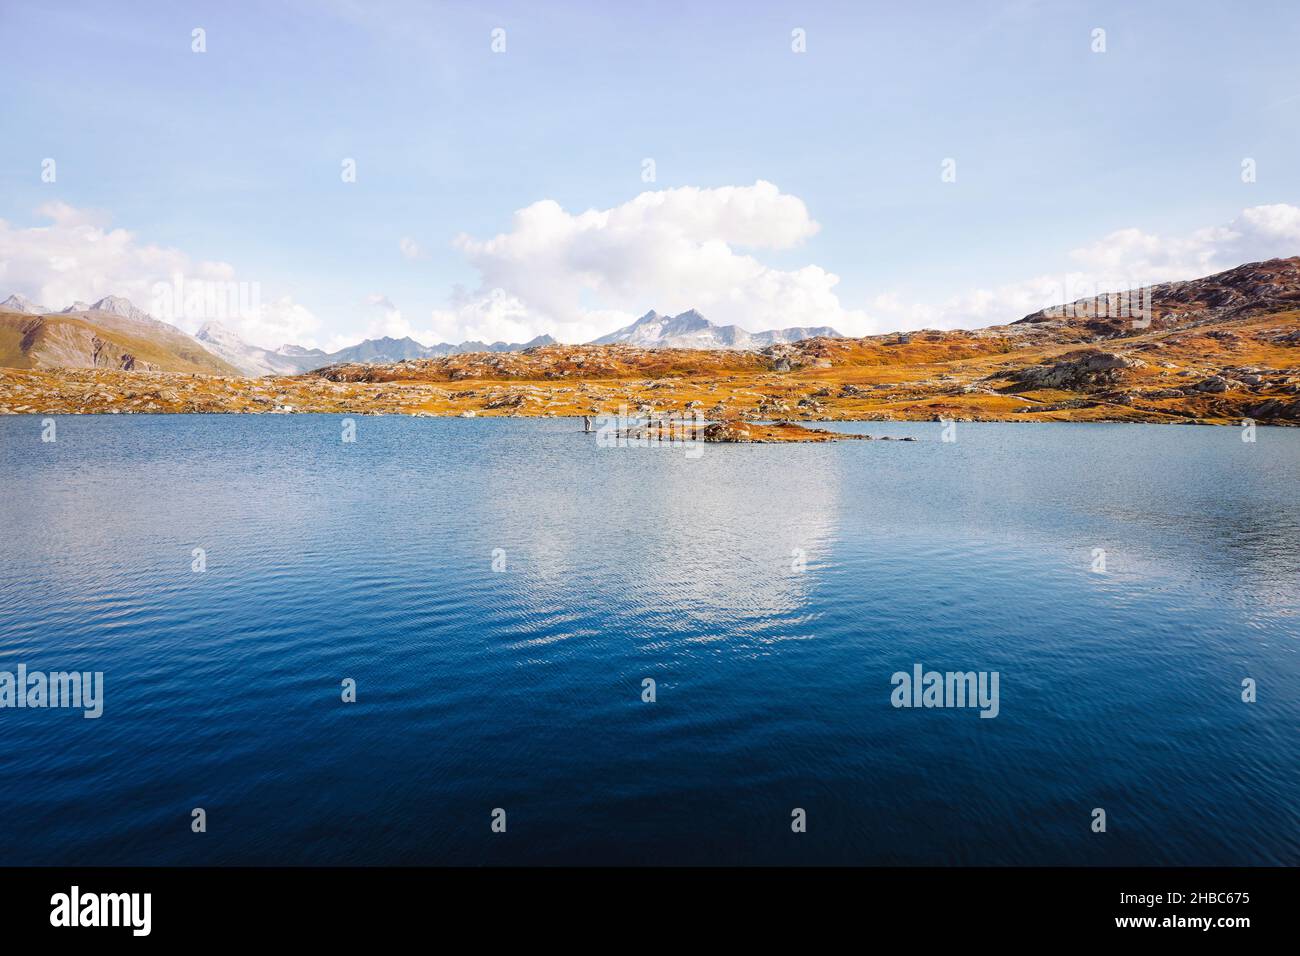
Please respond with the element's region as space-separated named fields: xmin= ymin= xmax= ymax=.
xmin=3 ymin=0 xmax=1299 ymax=349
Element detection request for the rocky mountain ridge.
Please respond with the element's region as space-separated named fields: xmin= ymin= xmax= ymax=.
xmin=590 ymin=308 xmax=842 ymax=349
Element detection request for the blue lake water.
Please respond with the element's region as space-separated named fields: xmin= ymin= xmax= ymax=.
xmin=0 ymin=415 xmax=1296 ymax=865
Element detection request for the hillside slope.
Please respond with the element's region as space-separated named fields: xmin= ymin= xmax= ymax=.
xmin=0 ymin=308 xmax=241 ymax=375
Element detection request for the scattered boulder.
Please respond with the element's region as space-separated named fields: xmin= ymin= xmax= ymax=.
xmin=702 ymin=420 xmax=753 ymax=442
xmin=1008 ymin=350 xmax=1147 ymax=390
xmin=1244 ymin=399 xmax=1300 ymax=422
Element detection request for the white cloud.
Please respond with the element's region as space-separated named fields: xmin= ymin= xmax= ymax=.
xmin=430 ymin=185 xmax=1300 ymax=344
xmin=6 ymin=195 xmax=1297 ymax=355
xmin=1069 ymin=204 xmax=1300 ymax=281
xmin=0 ymin=203 xmax=322 ymax=349
xmin=398 ymin=237 xmax=423 ymax=260
xmin=243 ymin=296 xmax=322 ymax=350
xmin=868 ymin=203 xmax=1300 ymax=332
xmin=323 ymin=293 xmax=415 ymax=351
xmin=433 ymin=180 xmax=873 ymax=342
xmin=348 ymin=289 xmax=541 ymax=349
xmin=427 ymin=288 xmax=536 ymax=345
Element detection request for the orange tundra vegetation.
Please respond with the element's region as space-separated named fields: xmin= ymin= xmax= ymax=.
xmin=2 ymin=259 xmax=1299 ymax=433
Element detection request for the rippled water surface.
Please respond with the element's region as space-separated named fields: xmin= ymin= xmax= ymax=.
xmin=0 ymin=415 xmax=1296 ymax=865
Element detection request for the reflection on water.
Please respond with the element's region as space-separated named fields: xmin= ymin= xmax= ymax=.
xmin=0 ymin=416 xmax=1296 ymax=865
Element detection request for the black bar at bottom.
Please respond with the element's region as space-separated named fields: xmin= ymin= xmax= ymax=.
xmin=0 ymin=866 xmax=1282 ymax=942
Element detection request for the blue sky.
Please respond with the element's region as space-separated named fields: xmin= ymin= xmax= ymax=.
xmin=2 ymin=0 xmax=1298 ymax=348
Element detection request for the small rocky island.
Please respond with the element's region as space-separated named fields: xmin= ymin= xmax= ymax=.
xmin=700 ymin=419 xmax=907 ymax=442
xmin=611 ymin=416 xmax=911 ymax=443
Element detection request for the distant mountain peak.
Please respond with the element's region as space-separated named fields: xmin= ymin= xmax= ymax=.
xmin=0 ymin=293 xmax=48 ymax=315
xmin=194 ymin=321 xmax=325 ymax=377
xmin=90 ymin=294 xmax=140 ymax=314
xmin=195 ymin=320 xmax=239 ymax=343
xmin=0 ymin=297 xmax=237 ymax=375
xmin=275 ymin=343 xmax=327 ymax=357
xmin=199 ymin=327 xmax=561 ymax=375
xmin=56 ymin=295 xmax=155 ymax=324
xmin=589 ymin=308 xmax=842 ymax=350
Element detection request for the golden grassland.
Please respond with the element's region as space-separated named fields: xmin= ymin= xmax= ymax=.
xmin=1 ymin=308 xmax=1297 ymax=431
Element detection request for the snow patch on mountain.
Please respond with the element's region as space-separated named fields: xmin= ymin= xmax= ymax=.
xmin=195 ymin=322 xmax=321 ymax=376
xmin=589 ymin=309 xmax=841 ymax=349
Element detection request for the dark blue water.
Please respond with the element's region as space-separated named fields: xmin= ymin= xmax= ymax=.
xmin=0 ymin=415 xmax=1296 ymax=865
